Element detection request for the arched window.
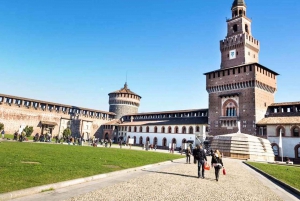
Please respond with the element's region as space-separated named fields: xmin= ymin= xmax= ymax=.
xmin=162 ymin=138 xmax=167 ymax=146
xmin=276 ymin=126 xmax=285 ymax=136
xmin=134 ymin=126 xmax=137 ymax=132
xmin=168 ymin=126 xmax=172 ymax=133
xmin=133 ymin=136 xmax=136 ymax=144
xmin=233 ymin=24 xmax=238 ymax=32
xmin=146 ymin=126 xmax=150 ymax=133
xmin=175 ymin=126 xmax=179 ymax=134
xmin=172 ymin=138 xmax=177 ymax=144
xmin=182 ymin=126 xmax=186 ymax=134
xmin=154 ymin=126 xmax=157 ymax=133
xmin=139 ymin=136 xmax=143 ymax=145
xmin=128 ymin=126 xmax=131 ymax=132
xmin=182 ymin=138 xmax=186 ymax=143
xmin=239 ymin=10 xmax=243 ymax=15
xmin=189 ymin=126 xmax=193 ymax=134
xmin=161 ymin=126 xmax=165 ymax=133
xmin=139 ymin=126 xmax=143 ymax=132
xmin=196 ymin=126 xmax=200 ymax=132
xmin=146 ymin=136 xmax=150 ymax=143
xmin=222 ymin=99 xmax=238 ymax=117
xmin=292 ymin=127 xmax=299 ymax=137
xmin=245 ymin=24 xmax=249 ymax=34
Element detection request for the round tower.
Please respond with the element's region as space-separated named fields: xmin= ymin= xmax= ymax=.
xmin=108 ymin=82 xmax=141 ymax=119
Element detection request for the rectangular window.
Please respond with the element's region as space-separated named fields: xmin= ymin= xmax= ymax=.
xmin=227 ymin=70 xmax=230 ymax=75
xmin=249 ymin=66 xmax=252 ymax=71
xmin=244 ymin=66 xmax=246 ymax=72
xmin=233 ymin=69 xmax=235 ymax=74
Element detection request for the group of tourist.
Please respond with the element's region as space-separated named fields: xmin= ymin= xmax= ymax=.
xmin=186 ymin=144 xmax=224 ymax=181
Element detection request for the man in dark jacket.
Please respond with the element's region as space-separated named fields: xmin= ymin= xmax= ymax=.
xmin=194 ymin=144 xmax=207 ymax=178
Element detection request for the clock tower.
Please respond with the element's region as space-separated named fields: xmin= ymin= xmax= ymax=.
xmin=220 ymin=0 xmax=260 ymax=69
xmin=205 ymin=0 xmax=278 ymax=137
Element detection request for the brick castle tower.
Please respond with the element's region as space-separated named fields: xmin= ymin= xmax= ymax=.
xmin=108 ymin=83 xmax=141 ymax=119
xmin=205 ymin=0 xmax=278 ymax=136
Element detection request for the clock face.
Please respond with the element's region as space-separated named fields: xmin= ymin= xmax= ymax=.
xmin=229 ymin=49 xmax=236 ymax=60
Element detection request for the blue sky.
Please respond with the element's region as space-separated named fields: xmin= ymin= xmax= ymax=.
xmin=1 ymin=0 xmax=300 ymax=113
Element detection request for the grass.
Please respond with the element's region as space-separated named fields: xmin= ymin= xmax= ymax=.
xmin=4 ymin=134 xmax=34 ymax=140
xmin=246 ymin=162 xmax=300 ymax=190
xmin=0 ymin=141 xmax=183 ymax=194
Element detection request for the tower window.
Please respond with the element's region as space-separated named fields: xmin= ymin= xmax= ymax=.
xmin=233 ymin=24 xmax=238 ymax=32
xmin=245 ymin=24 xmax=249 ymax=34
xmin=239 ymin=10 xmax=243 ymax=15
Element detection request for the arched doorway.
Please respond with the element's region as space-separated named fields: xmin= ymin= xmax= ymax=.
xmin=104 ymin=133 xmax=109 ymax=140
xmin=182 ymin=138 xmax=186 ymax=143
xmin=295 ymin=144 xmax=300 ymax=158
xmin=271 ymin=143 xmax=279 ymax=157
xmin=139 ymin=136 xmax=143 ymax=145
xmin=134 ymin=136 xmax=136 ymax=144
xmin=162 ymin=138 xmax=167 ymax=146
xmin=153 ymin=137 xmax=158 ymax=145
xmin=172 ymin=138 xmax=177 ymax=144
xmin=146 ymin=136 xmax=150 ymax=143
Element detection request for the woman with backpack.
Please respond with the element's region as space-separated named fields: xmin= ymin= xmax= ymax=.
xmin=211 ymin=149 xmax=224 ymax=181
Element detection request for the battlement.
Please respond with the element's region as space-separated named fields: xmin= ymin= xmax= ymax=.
xmin=220 ymin=33 xmax=259 ymax=51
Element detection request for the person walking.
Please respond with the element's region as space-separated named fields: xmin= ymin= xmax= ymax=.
xmin=194 ymin=144 xmax=207 ymax=178
xmin=211 ymin=149 xmax=224 ymax=182
xmin=1 ymin=130 xmax=4 ymax=139
xmin=186 ymin=147 xmax=191 ymax=164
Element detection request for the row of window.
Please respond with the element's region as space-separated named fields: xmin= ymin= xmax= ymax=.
xmin=123 ymin=112 xmax=208 ymax=120
xmin=276 ymin=126 xmax=299 ymax=137
xmin=125 ymin=136 xmax=188 ymax=147
xmin=272 ymin=144 xmax=300 ymax=158
xmin=109 ymin=93 xmax=140 ymax=100
xmin=119 ymin=126 xmax=201 ymax=134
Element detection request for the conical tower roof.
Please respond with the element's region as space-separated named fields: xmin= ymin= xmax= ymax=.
xmin=232 ymin=0 xmax=246 ymax=9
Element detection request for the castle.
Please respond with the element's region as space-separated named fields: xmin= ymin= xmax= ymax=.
xmin=0 ymin=0 xmax=299 ymax=163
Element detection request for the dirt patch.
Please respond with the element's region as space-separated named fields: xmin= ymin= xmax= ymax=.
xmin=21 ymin=161 xmax=41 ymax=164
xmin=102 ymin=165 xmax=120 ymax=169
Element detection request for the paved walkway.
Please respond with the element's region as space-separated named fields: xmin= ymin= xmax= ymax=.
xmin=8 ymin=156 xmax=299 ymax=201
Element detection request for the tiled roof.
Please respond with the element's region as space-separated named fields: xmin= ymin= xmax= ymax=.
xmin=108 ymin=83 xmax=141 ymax=98
xmin=270 ymin=102 xmax=300 ymax=107
xmin=257 ymin=116 xmax=300 ymax=125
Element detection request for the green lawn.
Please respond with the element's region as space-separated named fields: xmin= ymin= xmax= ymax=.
xmin=0 ymin=141 xmax=183 ymax=193
xmin=246 ymin=162 xmax=300 ymax=190
xmin=4 ymin=134 xmax=34 ymax=141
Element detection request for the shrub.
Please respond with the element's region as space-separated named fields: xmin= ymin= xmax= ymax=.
xmin=23 ymin=126 xmax=34 ymax=137
xmin=62 ymin=128 xmax=71 ymax=138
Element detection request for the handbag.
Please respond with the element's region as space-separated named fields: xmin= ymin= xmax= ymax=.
xmin=204 ymin=162 xmax=210 ymax=170
xmin=213 ymin=163 xmax=222 ymax=168
xmin=223 ymin=167 xmax=226 ymax=175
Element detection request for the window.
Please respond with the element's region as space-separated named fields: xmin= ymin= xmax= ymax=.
xmin=175 ymin=126 xmax=179 ymax=134
xmin=139 ymin=126 xmax=143 ymax=132
xmin=276 ymin=126 xmax=285 ymax=137
xmin=245 ymin=24 xmax=249 ymax=33
xmin=146 ymin=126 xmax=149 ymax=133
xmin=134 ymin=126 xmax=137 ymax=132
xmin=129 ymin=127 xmax=131 ymax=132
xmin=189 ymin=126 xmax=193 ymax=134
xmin=292 ymin=127 xmax=299 ymax=137
xmin=161 ymin=126 xmax=165 ymax=133
xmin=168 ymin=126 xmax=172 ymax=133
xmin=233 ymin=24 xmax=238 ymax=32
xmin=182 ymin=126 xmax=186 ymax=134
xmin=223 ymin=100 xmax=237 ymax=117
xmin=154 ymin=126 xmax=157 ymax=133
xmin=196 ymin=126 xmax=200 ymax=132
